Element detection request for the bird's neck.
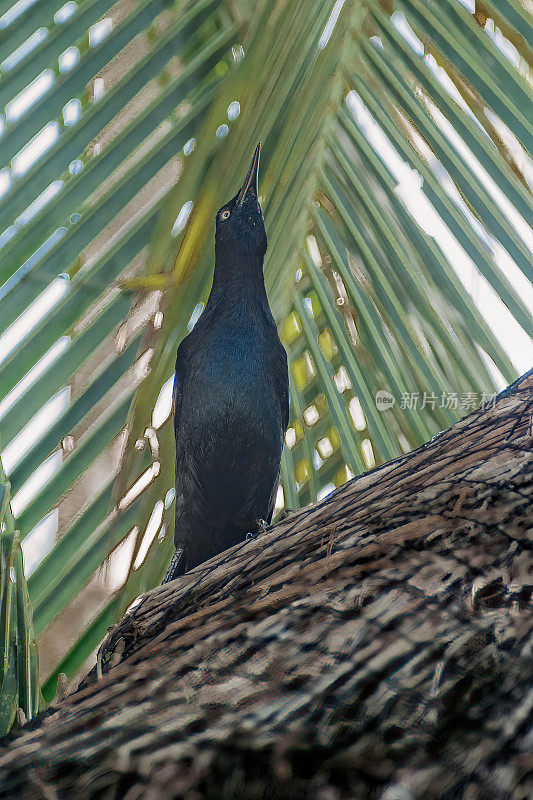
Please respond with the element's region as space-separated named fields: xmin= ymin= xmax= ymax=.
xmin=209 ymin=249 xmax=269 ymax=310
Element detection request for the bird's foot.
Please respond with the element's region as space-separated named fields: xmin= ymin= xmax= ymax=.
xmin=245 ymin=518 xmax=268 ymax=541
xmin=256 ymin=517 xmax=268 ymax=534
xmin=246 ymin=519 xmax=268 ymax=541
xmin=161 ymin=548 xmax=186 ymax=584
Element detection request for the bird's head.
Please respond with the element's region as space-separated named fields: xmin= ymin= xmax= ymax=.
xmin=215 ymin=143 xmax=267 ymax=260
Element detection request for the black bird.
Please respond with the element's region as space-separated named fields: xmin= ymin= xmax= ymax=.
xmin=164 ymin=143 xmax=289 ymax=582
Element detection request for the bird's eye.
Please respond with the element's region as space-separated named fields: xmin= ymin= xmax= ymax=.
xmin=220 ymin=209 xmax=230 ymax=220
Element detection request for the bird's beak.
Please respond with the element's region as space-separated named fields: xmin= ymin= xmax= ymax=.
xmin=237 ymin=142 xmax=261 ymax=207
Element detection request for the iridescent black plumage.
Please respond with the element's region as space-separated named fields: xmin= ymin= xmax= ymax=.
xmin=164 ymin=144 xmax=289 ymax=582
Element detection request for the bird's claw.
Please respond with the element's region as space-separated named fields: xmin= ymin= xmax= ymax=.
xmin=245 ymin=518 xmax=268 ymax=541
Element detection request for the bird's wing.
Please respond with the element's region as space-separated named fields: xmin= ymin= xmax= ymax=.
xmin=276 ymin=344 xmax=290 ymax=432
xmin=262 ymin=346 xmax=288 ymax=524
xmin=172 ymin=336 xmax=200 ymax=552
xmin=172 ymin=336 xmax=189 ymax=435
xmin=172 ymin=369 xmax=181 ymax=430
xmin=266 ymin=352 xmax=288 ymax=525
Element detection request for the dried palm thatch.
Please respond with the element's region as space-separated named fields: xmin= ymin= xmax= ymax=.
xmin=0 ymin=370 xmax=531 ymax=799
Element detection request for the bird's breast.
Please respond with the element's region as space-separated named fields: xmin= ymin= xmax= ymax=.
xmin=184 ymin=326 xmax=281 ymax=425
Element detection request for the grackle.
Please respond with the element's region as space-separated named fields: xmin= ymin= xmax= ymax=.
xmin=163 ymin=143 xmax=289 ymax=582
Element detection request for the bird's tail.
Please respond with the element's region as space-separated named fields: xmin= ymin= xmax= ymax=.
xmin=162 ymin=547 xmax=186 ymax=584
